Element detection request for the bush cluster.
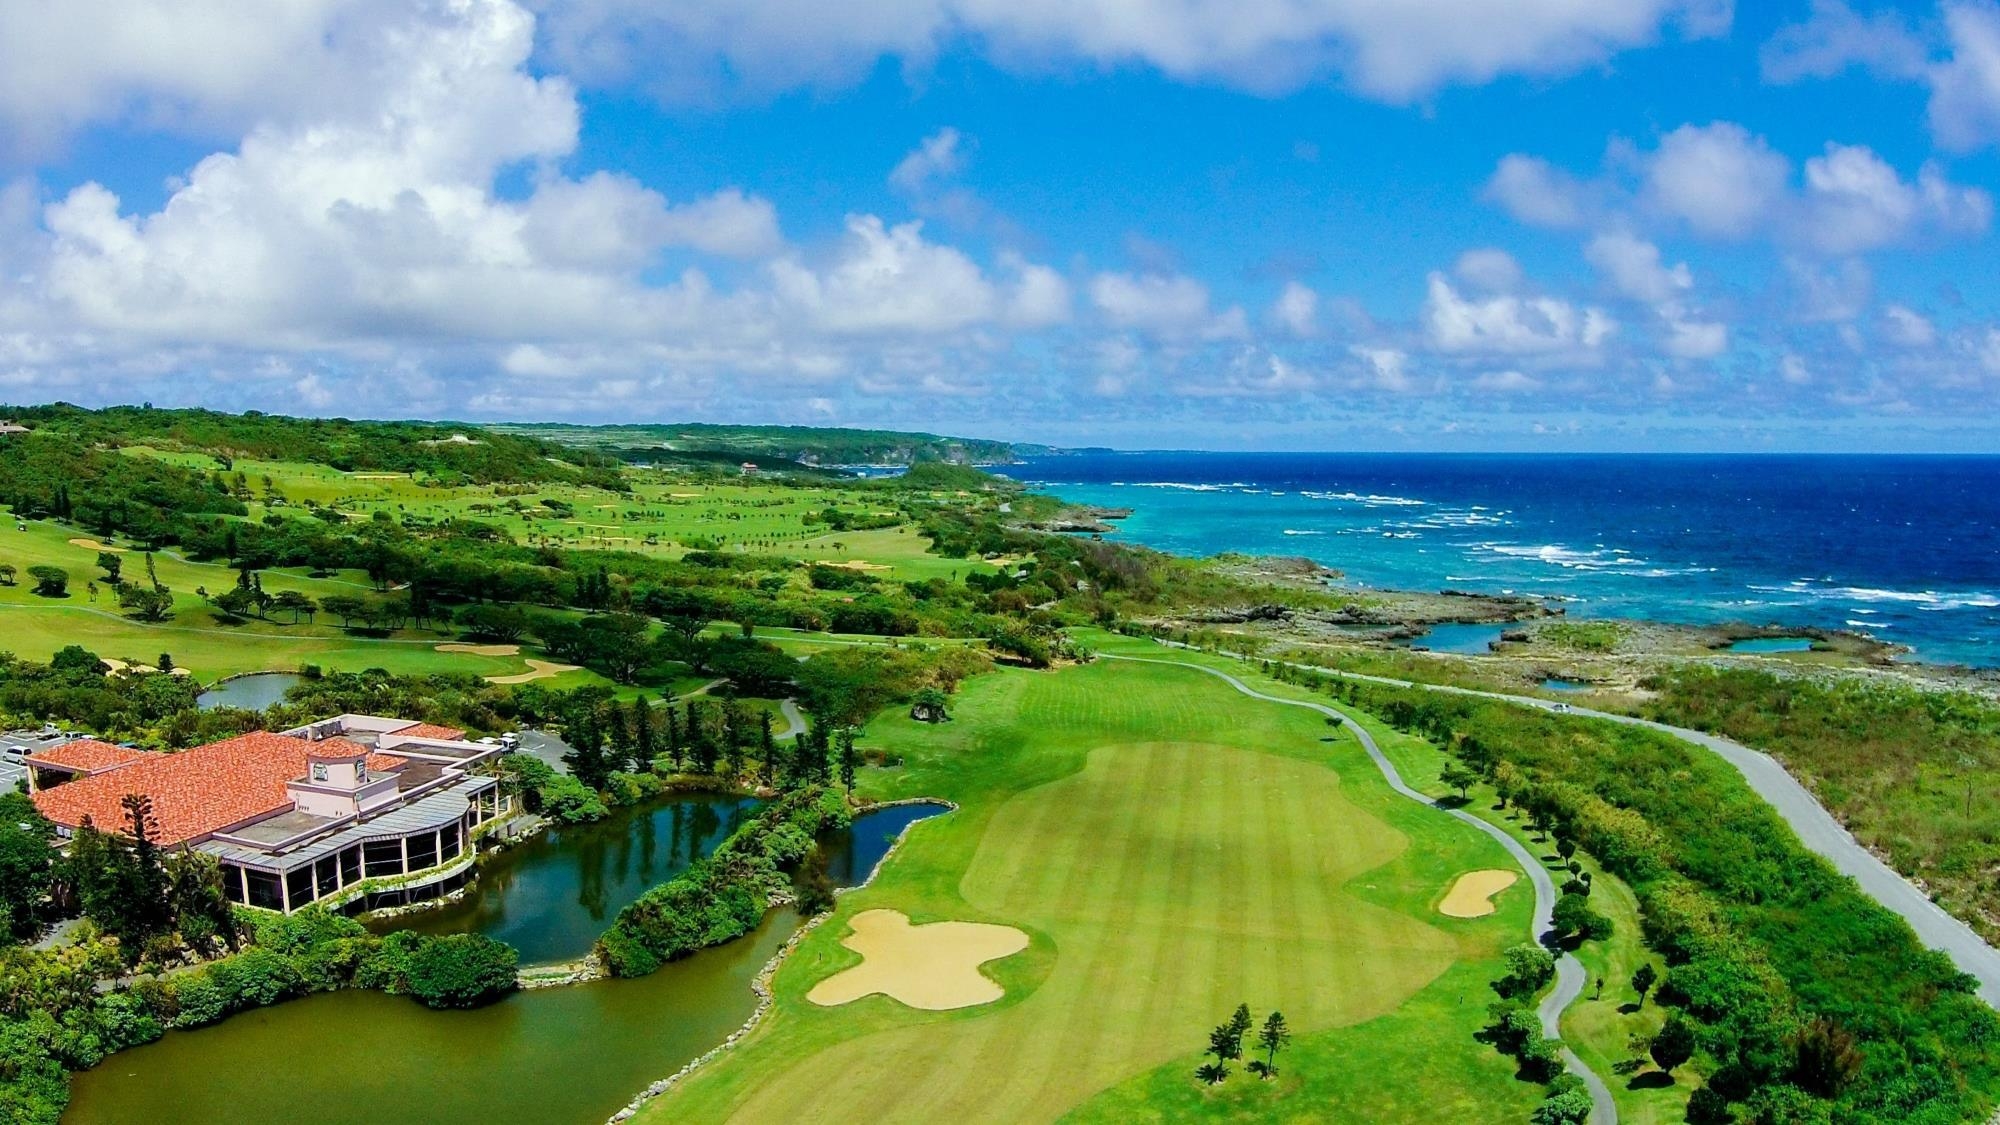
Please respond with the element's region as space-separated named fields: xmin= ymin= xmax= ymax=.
xmin=596 ymin=787 xmax=850 ymax=977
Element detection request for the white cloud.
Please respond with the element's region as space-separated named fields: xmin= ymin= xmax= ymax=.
xmin=1584 ymin=231 xmax=1725 ymax=359
xmin=889 ymin=127 xmax=966 ymax=194
xmin=1350 ymin=345 xmax=1416 ymax=392
xmin=1453 ymin=248 xmax=1524 ymax=292
xmin=1643 ymin=122 xmax=1791 ymax=239
xmin=1089 ymin=271 xmax=1246 ymax=339
xmin=1270 ymin=281 xmax=1319 ymax=336
xmin=771 ymin=215 xmax=1002 ymax=334
xmin=1492 ymin=123 xmax=1989 ymax=255
xmin=1882 ymin=303 xmax=1939 ymax=347
xmin=1472 ymin=369 xmax=1541 ymax=392
xmin=1930 ymin=2 xmax=2000 ymax=150
xmin=1779 ymin=352 xmax=1813 ymax=384
xmin=1761 ymin=1 xmax=1928 ymax=83
xmin=1423 ymin=273 xmax=1614 ymax=360
xmin=1484 ymin=155 xmax=1596 ymax=229
xmin=532 ymin=0 xmax=1724 ymax=105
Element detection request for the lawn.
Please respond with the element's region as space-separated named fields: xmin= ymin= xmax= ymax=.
xmin=639 ymin=655 xmax=1547 ymax=1123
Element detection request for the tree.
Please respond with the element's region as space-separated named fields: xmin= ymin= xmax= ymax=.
xmin=1556 ymin=837 xmax=1577 ymax=863
xmin=836 ymin=727 xmax=858 ymax=792
xmin=0 ymin=564 xmax=13 ymax=587
xmin=1440 ymin=761 xmax=1479 ymax=800
xmin=1497 ymin=943 xmax=1556 ymax=998
xmin=320 ymin=594 xmax=369 ymax=629
xmin=1631 ymin=963 xmax=1657 ymax=1008
xmin=1254 ymin=1010 xmax=1290 ymax=1078
xmin=457 ymin=602 xmax=528 ymax=642
xmin=1551 ymin=892 xmax=1612 ymax=942
xmin=1195 ymin=1061 xmax=1230 ymax=1085
xmin=50 ymin=645 xmax=107 ymax=677
xmin=911 ymin=686 xmax=950 ymax=723
xmin=403 ymin=933 xmax=519 ymax=1008
xmin=1651 ymin=1014 xmax=1696 ymax=1076
xmin=96 ymin=551 xmax=121 ymax=585
xmin=1790 ymin=1017 xmax=1863 ymax=1097
xmin=119 ymin=584 xmax=175 ymax=622
xmin=26 ymin=565 xmax=67 ymax=597
xmin=1530 ymin=1088 xmax=1594 ymax=1125
xmin=271 ymin=590 xmax=317 ymax=624
xmin=0 ymin=793 xmax=57 ymax=940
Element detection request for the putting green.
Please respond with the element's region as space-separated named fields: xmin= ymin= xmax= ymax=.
xmin=642 ymin=658 xmax=1535 ymax=1123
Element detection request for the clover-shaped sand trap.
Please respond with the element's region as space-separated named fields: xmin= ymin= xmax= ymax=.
xmin=1438 ymin=869 xmax=1519 ymax=918
xmin=807 ymin=909 xmax=1029 ymax=1011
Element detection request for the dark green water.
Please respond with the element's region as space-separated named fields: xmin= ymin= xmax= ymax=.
xmin=64 ymin=801 xmax=948 ymax=1124
xmin=195 ymin=672 xmax=303 ymax=711
xmin=64 ymin=913 xmax=798 ymax=1125
xmin=380 ymin=793 xmax=761 ymax=965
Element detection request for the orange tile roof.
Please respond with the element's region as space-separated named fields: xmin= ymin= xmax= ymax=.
xmin=24 ymin=739 xmax=147 ymax=774
xmin=32 ymin=732 xmax=406 ymax=846
xmin=393 ymin=723 xmax=467 ymax=741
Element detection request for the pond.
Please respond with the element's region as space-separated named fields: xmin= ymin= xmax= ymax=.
xmin=64 ymin=800 xmax=949 ymax=1125
xmin=195 ymin=672 xmax=303 ymax=711
xmin=1403 ymin=622 xmax=1511 ymax=654
xmin=380 ymin=792 xmax=762 ymax=965
xmin=1541 ymin=678 xmax=1592 ymax=692
xmin=1728 ymin=637 xmax=1815 ymax=654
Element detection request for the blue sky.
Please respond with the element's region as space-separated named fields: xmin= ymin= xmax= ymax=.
xmin=2 ymin=0 xmax=1999 ymax=451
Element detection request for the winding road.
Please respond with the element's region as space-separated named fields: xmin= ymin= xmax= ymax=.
xmin=1102 ymin=654 xmax=1618 ymax=1124
xmin=1288 ymin=663 xmax=2000 ymax=1010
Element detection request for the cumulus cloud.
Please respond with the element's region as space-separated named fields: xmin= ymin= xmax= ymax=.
xmin=1089 ymin=271 xmax=1247 ymax=340
xmin=1929 ymin=2 xmax=2000 ymax=150
xmin=1270 ymin=281 xmax=1319 ymax=336
xmin=1453 ymin=248 xmax=1525 ymax=292
xmin=889 ymin=127 xmax=966 ymax=194
xmin=1761 ymin=1 xmax=2000 ymax=154
xmin=1489 ymin=122 xmax=1990 ymax=253
xmin=1882 ymin=303 xmax=1939 ymax=346
xmin=530 ymin=0 xmax=1725 ymax=104
xmin=1423 ymin=273 xmax=1614 ymax=361
xmin=1761 ymin=1 xmax=1928 ymax=83
xmin=1583 ymin=231 xmax=1726 ymax=358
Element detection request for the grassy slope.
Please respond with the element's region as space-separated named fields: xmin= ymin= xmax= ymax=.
xmin=641 ymin=655 xmax=1545 ymax=1123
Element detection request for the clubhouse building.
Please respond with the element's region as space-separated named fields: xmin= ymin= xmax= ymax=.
xmin=29 ymin=716 xmax=514 ymax=914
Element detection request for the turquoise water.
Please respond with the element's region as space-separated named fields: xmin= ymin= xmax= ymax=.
xmin=1404 ymin=622 xmax=1510 ymax=654
xmin=1011 ymin=452 xmax=2000 ymax=667
xmin=1541 ymin=678 xmax=1591 ymax=692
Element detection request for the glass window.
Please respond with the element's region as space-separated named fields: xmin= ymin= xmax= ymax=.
xmin=218 ymin=863 xmax=244 ymax=904
xmin=406 ymin=832 xmax=438 ymax=870
xmin=245 ymin=869 xmax=283 ymax=911
xmin=339 ymin=846 xmax=361 ymax=886
xmin=284 ymin=866 xmax=315 ymax=909
xmin=315 ymin=856 xmax=339 ymax=897
xmin=363 ymin=840 xmax=403 ymax=878
xmin=311 ymin=763 xmax=328 ymax=782
xmin=440 ymin=823 xmax=461 ymax=861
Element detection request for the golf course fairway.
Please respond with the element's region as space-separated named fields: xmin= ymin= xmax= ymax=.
xmin=633 ymin=655 xmax=1546 ymax=1123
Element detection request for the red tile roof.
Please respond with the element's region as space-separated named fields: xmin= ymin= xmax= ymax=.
xmin=24 ymin=739 xmax=147 ymax=775
xmin=393 ymin=723 xmax=467 ymax=741
xmin=32 ymin=732 xmax=406 ymax=846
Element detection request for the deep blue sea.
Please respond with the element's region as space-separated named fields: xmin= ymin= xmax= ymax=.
xmin=1005 ymin=453 xmax=2000 ymax=668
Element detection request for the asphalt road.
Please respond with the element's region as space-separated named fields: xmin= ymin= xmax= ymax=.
xmin=1310 ymin=666 xmax=2000 ymax=1010
xmin=1103 ymin=654 xmax=1619 ymax=1124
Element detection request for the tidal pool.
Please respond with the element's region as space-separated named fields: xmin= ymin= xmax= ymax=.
xmin=195 ymin=672 xmax=303 ymax=711
xmin=1404 ymin=622 xmax=1510 ymax=654
xmin=1541 ymin=678 xmax=1591 ymax=692
xmin=64 ymin=800 xmax=948 ymax=1125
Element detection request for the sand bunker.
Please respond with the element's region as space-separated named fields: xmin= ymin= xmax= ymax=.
xmin=669 ymin=493 xmax=702 ymax=498
xmin=436 ymin=643 xmax=521 ymax=657
xmin=1439 ymin=870 xmax=1519 ymax=918
xmin=97 ymin=658 xmax=190 ymax=676
xmin=807 ymin=909 xmax=1028 ymax=1011
xmin=485 ymin=659 xmax=580 ymax=685
xmin=345 ymin=473 xmax=408 ymax=479
xmin=69 ymin=538 xmax=125 ymax=553
xmin=817 ymin=559 xmax=894 ymax=572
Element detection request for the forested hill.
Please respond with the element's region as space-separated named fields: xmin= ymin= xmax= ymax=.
xmin=1 ymin=405 xmax=626 ymax=489
xmin=490 ymin=422 xmax=1019 ymax=466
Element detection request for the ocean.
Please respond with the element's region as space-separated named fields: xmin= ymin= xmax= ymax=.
xmin=1005 ymin=452 xmax=2000 ymax=668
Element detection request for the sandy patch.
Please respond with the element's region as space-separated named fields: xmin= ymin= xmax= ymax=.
xmin=345 ymin=473 xmax=408 ymax=480
xmin=1439 ymin=870 xmax=1518 ymax=918
xmin=98 ymin=659 xmax=191 ymax=676
xmin=807 ymin=909 xmax=1028 ymax=1011
xmin=485 ymin=659 xmax=581 ymax=685
xmin=436 ymin=643 xmax=521 ymax=657
xmin=69 ymin=538 xmax=125 ymax=553
xmin=817 ymin=559 xmax=894 ymax=572
xmin=669 ymin=493 xmax=702 ymax=498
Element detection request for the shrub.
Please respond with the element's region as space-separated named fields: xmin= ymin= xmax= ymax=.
xmin=1496 ymin=943 xmax=1556 ymax=998
xmin=169 ymin=973 xmax=228 ymax=1028
xmin=403 ymin=934 xmax=518 ymax=1009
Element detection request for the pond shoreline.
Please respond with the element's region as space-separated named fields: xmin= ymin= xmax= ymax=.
xmin=605 ymin=797 xmax=955 ymax=1123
